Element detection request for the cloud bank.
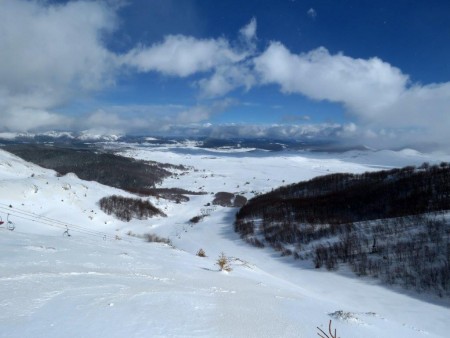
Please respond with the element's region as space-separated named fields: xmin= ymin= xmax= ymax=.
xmin=76 ymin=99 xmax=236 ymax=136
xmin=0 ymin=0 xmax=117 ymax=131
xmin=253 ymin=43 xmax=450 ymax=148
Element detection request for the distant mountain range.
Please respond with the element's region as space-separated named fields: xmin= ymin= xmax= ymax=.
xmin=0 ymin=131 xmax=372 ymax=153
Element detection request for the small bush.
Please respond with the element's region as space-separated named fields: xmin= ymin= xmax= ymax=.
xmin=216 ymin=252 xmax=232 ymax=272
xmin=196 ymin=248 xmax=206 ymax=257
xmin=144 ymin=233 xmax=172 ymax=246
xmin=189 ymin=215 xmax=205 ymax=223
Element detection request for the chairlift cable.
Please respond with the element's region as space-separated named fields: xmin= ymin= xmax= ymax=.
xmin=0 ymin=206 xmax=105 ymax=237
xmin=0 ymin=205 xmax=141 ymax=243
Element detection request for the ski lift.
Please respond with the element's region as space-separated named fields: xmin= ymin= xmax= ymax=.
xmin=6 ymin=214 xmax=15 ymax=231
xmin=63 ymin=225 xmax=71 ymax=237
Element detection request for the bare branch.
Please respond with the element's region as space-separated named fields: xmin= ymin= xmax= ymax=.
xmin=317 ymin=320 xmax=339 ymax=338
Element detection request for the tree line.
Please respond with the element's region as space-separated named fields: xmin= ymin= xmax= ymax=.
xmin=237 ymin=163 xmax=450 ymax=226
xmin=235 ymin=163 xmax=450 ymax=297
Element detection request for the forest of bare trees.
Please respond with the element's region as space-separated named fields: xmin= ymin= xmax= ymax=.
xmin=99 ymin=195 xmax=166 ymax=222
xmin=5 ymin=144 xmax=186 ymax=190
xmin=235 ymin=163 xmax=450 ymax=297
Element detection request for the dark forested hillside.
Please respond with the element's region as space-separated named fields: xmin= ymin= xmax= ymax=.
xmin=235 ymin=163 xmax=450 ymax=297
xmin=237 ymin=163 xmax=450 ymax=225
xmin=4 ymin=144 xmax=185 ymax=190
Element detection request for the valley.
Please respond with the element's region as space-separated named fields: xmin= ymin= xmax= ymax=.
xmin=1 ymin=141 xmax=450 ymax=337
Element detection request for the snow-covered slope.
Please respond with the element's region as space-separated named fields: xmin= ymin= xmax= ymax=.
xmin=1 ymin=147 xmax=449 ymax=338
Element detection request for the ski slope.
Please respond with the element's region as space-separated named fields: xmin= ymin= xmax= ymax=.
xmin=1 ymin=146 xmax=449 ymax=337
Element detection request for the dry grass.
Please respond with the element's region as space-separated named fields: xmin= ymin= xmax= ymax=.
xmin=216 ymin=252 xmax=232 ymax=272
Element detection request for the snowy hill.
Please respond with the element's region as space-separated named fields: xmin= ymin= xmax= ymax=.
xmin=1 ymin=146 xmax=450 ymax=337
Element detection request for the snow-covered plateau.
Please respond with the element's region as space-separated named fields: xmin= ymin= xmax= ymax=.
xmin=1 ymin=145 xmax=449 ymax=338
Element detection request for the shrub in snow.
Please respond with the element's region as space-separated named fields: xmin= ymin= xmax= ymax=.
xmin=189 ymin=215 xmax=205 ymax=223
xmin=196 ymin=248 xmax=206 ymax=257
xmin=144 ymin=233 xmax=172 ymax=246
xmin=216 ymin=252 xmax=232 ymax=272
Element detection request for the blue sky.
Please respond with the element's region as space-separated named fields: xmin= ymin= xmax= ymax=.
xmin=1 ymin=0 xmax=450 ymax=149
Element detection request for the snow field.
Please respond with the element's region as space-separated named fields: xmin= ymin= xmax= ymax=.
xmin=1 ymin=147 xmax=450 ymax=337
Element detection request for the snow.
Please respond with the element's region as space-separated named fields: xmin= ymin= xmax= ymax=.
xmin=1 ymin=146 xmax=449 ymax=337
xmin=77 ymin=131 xmax=122 ymax=142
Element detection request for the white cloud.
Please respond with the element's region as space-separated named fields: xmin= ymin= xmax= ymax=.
xmin=254 ymin=42 xmax=450 ymax=148
xmin=0 ymin=2 xmax=254 ymax=132
xmin=0 ymin=0 xmax=117 ymax=94
xmin=197 ymin=63 xmax=256 ymax=97
xmin=254 ymin=43 xmax=408 ymax=116
xmin=0 ymin=107 xmax=72 ymax=132
xmin=122 ymin=18 xmax=258 ymax=97
xmin=307 ymin=8 xmax=317 ymax=19
xmin=77 ymin=99 xmax=235 ymax=134
xmin=0 ymin=0 xmax=117 ymax=131
xmin=239 ymin=17 xmax=257 ymax=41
xmin=195 ymin=18 xmax=258 ymax=97
xmin=176 ymin=99 xmax=236 ymax=124
xmin=121 ymin=35 xmax=245 ymax=77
